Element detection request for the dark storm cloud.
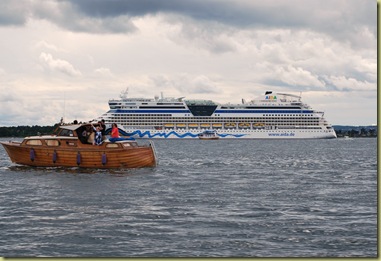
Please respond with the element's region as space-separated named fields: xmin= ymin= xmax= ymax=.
xmin=68 ymin=0 xmax=376 ymax=36
xmin=0 ymin=0 xmax=376 ymax=43
xmin=0 ymin=0 xmax=29 ymax=26
xmin=71 ymin=0 xmax=282 ymax=29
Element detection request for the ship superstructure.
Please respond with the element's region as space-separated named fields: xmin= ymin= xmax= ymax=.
xmin=98 ymin=90 xmax=337 ymax=139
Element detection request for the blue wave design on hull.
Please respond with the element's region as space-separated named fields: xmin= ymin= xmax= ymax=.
xmin=218 ymin=133 xmax=246 ymax=138
xmin=119 ymin=129 xmax=246 ymax=138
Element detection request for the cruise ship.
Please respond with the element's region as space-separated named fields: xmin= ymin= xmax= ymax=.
xmin=98 ymin=89 xmax=337 ymax=139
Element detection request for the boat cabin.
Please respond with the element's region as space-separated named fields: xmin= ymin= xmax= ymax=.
xmin=26 ymin=123 xmax=138 ymax=148
xmin=53 ymin=123 xmax=101 ymax=145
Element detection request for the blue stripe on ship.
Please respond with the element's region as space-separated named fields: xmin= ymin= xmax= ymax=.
xmin=119 ymin=129 xmax=246 ymax=138
xmin=113 ymin=109 xmax=191 ymax=113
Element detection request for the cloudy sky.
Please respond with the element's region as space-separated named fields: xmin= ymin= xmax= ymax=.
xmin=0 ymin=0 xmax=377 ymax=126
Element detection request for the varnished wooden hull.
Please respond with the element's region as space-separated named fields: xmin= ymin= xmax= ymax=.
xmin=1 ymin=141 xmax=156 ymax=169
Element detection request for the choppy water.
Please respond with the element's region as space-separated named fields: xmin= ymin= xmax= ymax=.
xmin=0 ymin=137 xmax=377 ymax=257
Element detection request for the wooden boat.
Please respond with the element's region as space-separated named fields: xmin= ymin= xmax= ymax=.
xmin=198 ymin=130 xmax=219 ymax=140
xmin=0 ymin=123 xmax=157 ymax=169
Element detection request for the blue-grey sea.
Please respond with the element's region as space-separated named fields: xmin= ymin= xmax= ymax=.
xmin=0 ymin=137 xmax=377 ymax=257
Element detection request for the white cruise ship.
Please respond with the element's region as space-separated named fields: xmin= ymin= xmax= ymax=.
xmin=98 ymin=89 xmax=337 ymax=139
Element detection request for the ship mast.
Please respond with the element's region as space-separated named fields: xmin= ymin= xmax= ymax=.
xmin=120 ymin=88 xmax=129 ymax=99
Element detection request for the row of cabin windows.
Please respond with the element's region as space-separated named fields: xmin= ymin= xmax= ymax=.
xmin=111 ymin=114 xmax=318 ymax=118
xmin=109 ymin=119 xmax=319 ymax=123
xmin=108 ymin=117 xmax=320 ymax=122
xmin=109 ymin=117 xmax=320 ymax=122
xmin=109 ymin=121 xmax=321 ymax=126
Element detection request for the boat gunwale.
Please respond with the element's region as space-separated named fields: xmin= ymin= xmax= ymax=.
xmin=0 ymin=139 xmax=146 ymax=150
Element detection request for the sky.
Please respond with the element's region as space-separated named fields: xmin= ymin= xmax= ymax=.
xmin=0 ymin=0 xmax=377 ymax=126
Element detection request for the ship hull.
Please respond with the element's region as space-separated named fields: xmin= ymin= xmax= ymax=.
xmin=120 ymin=128 xmax=337 ymax=139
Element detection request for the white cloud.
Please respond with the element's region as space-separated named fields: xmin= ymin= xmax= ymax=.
xmin=326 ymin=76 xmax=375 ymax=91
xmin=35 ymin=40 xmax=67 ymax=52
xmin=273 ymin=65 xmax=325 ymax=88
xmin=0 ymin=0 xmax=376 ymax=126
xmin=39 ymin=52 xmax=81 ymax=76
xmin=173 ymin=74 xmax=220 ymax=95
xmin=94 ymin=67 xmax=113 ymax=77
xmin=166 ymin=16 xmax=238 ymax=54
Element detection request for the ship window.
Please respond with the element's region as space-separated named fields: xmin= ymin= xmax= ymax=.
xmin=46 ymin=140 xmax=60 ymax=146
xmin=26 ymin=140 xmax=42 ymax=146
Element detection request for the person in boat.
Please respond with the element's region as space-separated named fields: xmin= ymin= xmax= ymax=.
xmin=87 ymin=130 xmax=95 ymax=144
xmin=99 ymin=119 xmax=106 ymax=140
xmin=111 ymin=123 xmax=119 ymax=138
xmin=92 ymin=124 xmax=103 ymax=145
xmin=109 ymin=123 xmax=121 ymax=143
xmin=77 ymin=127 xmax=88 ymax=144
xmin=109 ymin=123 xmax=134 ymax=142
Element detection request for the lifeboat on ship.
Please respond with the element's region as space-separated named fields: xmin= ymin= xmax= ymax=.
xmin=200 ymin=123 xmax=211 ymax=128
xmin=238 ymin=122 xmax=250 ymax=129
xmin=253 ymin=122 xmax=265 ymax=129
xmin=224 ymin=122 xmax=236 ymax=128
xmin=164 ymin=123 xmax=174 ymax=128
xmin=212 ymin=123 xmax=223 ymax=128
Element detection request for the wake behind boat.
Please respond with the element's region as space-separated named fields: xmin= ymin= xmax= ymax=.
xmin=1 ymin=122 xmax=157 ymax=168
xmin=98 ymin=89 xmax=337 ymax=139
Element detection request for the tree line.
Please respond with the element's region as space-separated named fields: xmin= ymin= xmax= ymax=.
xmin=0 ymin=125 xmax=57 ymax=137
xmin=333 ymin=127 xmax=377 ymax=138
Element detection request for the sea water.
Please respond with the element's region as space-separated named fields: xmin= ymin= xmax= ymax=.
xmin=0 ymin=138 xmax=377 ymax=257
